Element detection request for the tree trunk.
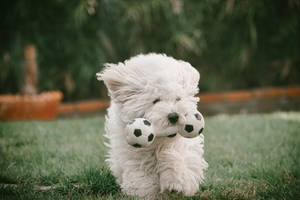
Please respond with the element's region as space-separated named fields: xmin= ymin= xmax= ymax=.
xmin=22 ymin=44 xmax=38 ymax=95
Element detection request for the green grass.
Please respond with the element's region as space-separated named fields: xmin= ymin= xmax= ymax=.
xmin=0 ymin=112 xmax=299 ymax=199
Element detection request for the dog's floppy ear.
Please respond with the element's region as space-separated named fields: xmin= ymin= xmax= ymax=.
xmin=96 ymin=63 xmax=141 ymax=103
xmin=180 ymin=61 xmax=200 ymax=95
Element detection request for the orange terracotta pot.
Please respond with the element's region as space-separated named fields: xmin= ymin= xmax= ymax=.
xmin=0 ymin=91 xmax=63 ymax=120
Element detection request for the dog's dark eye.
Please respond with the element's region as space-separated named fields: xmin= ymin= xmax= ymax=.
xmin=176 ymin=97 xmax=181 ymax=101
xmin=153 ymin=98 xmax=160 ymax=104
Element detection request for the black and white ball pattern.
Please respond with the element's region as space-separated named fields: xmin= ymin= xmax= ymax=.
xmin=126 ymin=118 xmax=155 ymax=148
xmin=179 ymin=112 xmax=205 ymax=138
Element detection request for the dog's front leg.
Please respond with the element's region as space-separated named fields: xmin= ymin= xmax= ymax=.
xmin=157 ymin=141 xmax=201 ymax=196
xmin=120 ymin=164 xmax=159 ymax=200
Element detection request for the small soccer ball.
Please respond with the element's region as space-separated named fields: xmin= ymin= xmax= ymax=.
xmin=126 ymin=118 xmax=155 ymax=148
xmin=179 ymin=112 xmax=205 ymax=138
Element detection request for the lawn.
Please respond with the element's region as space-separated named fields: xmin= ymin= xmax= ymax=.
xmin=0 ymin=112 xmax=299 ymax=200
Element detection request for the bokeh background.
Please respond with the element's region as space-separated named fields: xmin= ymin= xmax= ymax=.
xmin=1 ymin=2 xmax=300 ymax=199
xmin=1 ymin=0 xmax=300 ymax=101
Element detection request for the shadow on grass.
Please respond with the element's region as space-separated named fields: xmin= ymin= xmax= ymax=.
xmin=57 ymin=167 xmax=120 ymax=196
xmin=0 ymin=168 xmax=122 ymax=200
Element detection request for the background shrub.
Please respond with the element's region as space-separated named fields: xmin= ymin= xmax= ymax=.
xmin=1 ymin=0 xmax=299 ymax=101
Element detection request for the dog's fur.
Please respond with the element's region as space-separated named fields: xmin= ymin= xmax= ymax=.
xmin=97 ymin=53 xmax=208 ymax=199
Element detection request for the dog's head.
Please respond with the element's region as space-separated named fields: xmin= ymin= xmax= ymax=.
xmin=97 ymin=53 xmax=200 ymax=136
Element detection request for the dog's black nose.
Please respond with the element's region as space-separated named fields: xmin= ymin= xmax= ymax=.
xmin=168 ymin=112 xmax=179 ymax=124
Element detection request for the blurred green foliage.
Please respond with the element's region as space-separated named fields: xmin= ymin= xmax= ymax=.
xmin=0 ymin=0 xmax=300 ymax=101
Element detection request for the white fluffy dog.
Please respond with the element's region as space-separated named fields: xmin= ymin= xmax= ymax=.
xmin=97 ymin=53 xmax=208 ymax=199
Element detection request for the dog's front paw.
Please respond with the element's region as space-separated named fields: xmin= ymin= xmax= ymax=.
xmin=159 ymin=170 xmax=199 ymax=196
xmin=179 ymin=111 xmax=205 ymax=138
xmin=126 ymin=118 xmax=156 ymax=148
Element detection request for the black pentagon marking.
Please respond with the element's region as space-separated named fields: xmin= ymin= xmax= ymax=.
xmin=168 ymin=133 xmax=177 ymax=138
xmin=134 ymin=129 xmax=142 ymax=137
xmin=199 ymin=128 xmax=204 ymax=134
xmin=143 ymin=120 xmax=151 ymax=126
xmin=129 ymin=119 xmax=135 ymax=125
xmin=185 ymin=124 xmax=194 ymax=133
xmin=148 ymin=134 xmax=154 ymax=142
xmin=194 ymin=113 xmax=201 ymax=120
xmin=132 ymin=143 xmax=142 ymax=148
